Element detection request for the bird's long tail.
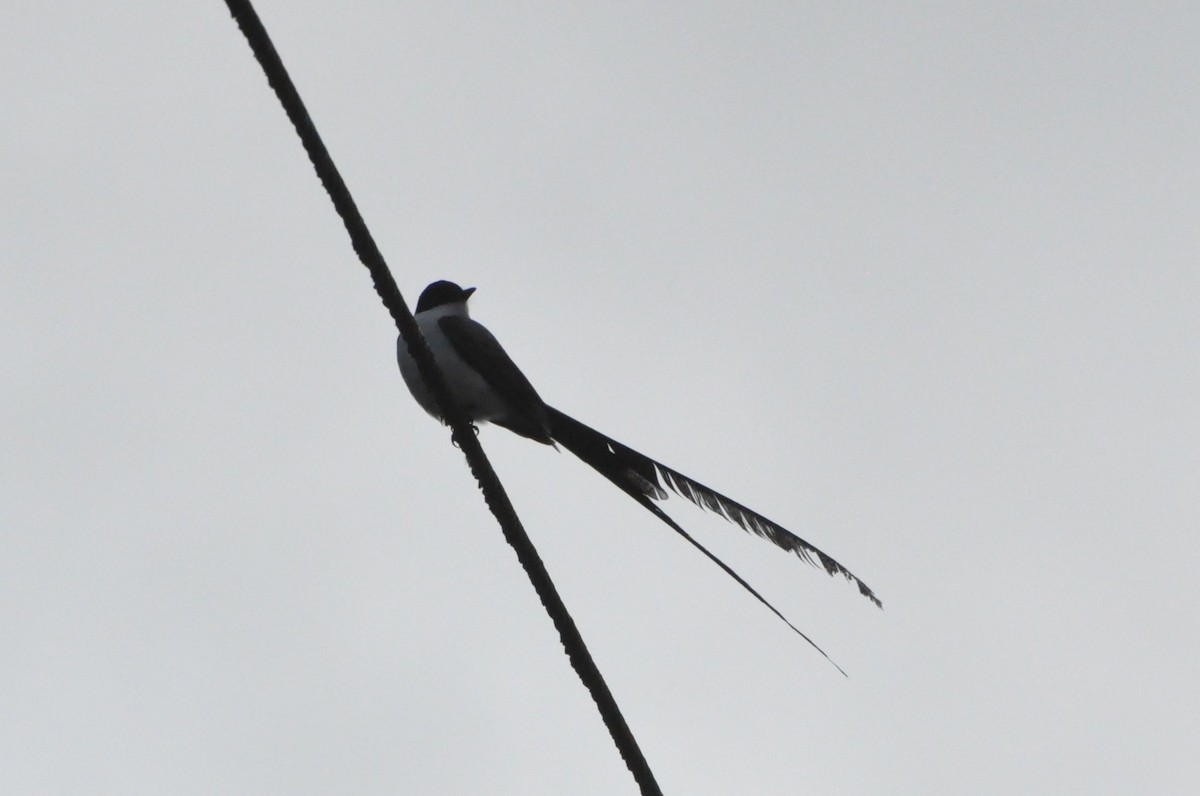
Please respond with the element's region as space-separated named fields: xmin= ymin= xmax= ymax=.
xmin=544 ymin=406 xmax=880 ymax=674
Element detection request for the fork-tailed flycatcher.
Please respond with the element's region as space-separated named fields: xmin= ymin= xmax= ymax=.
xmin=397 ymin=280 xmax=880 ymax=671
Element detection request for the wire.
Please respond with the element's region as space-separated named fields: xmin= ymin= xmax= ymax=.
xmin=222 ymin=2 xmax=661 ymax=793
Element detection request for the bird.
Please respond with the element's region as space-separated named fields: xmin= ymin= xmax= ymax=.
xmin=397 ymin=280 xmax=880 ymax=672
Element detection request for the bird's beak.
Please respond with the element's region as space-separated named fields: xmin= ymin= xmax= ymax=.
xmin=463 ymin=287 xmax=477 ymax=300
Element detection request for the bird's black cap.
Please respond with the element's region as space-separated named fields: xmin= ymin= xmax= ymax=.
xmin=416 ymin=280 xmax=476 ymax=313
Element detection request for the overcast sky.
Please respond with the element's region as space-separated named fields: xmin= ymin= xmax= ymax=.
xmin=4 ymin=2 xmax=1198 ymax=793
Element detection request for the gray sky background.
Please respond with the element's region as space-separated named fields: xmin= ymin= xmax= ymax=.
xmin=4 ymin=2 xmax=1198 ymax=793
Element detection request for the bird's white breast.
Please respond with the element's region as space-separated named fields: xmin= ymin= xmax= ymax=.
xmin=397 ymin=307 xmax=509 ymax=424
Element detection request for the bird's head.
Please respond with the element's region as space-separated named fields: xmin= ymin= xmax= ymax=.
xmin=416 ymin=280 xmax=476 ymax=314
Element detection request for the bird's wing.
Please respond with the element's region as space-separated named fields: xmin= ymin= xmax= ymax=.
xmin=439 ymin=315 xmax=552 ymax=442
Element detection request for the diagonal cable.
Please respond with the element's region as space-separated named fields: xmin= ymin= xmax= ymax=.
xmin=222 ymin=2 xmax=661 ymax=793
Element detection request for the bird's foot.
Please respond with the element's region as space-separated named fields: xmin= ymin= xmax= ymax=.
xmin=451 ymin=423 xmax=481 ymax=448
